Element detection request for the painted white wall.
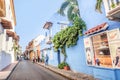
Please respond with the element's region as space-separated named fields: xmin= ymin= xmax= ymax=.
xmin=1 ymin=29 xmax=6 ymax=51
xmin=33 ymin=35 xmax=45 ymax=46
xmin=0 ymin=25 xmax=13 ymax=70
xmin=0 ymin=0 xmax=16 ymax=70
xmin=0 ymin=51 xmax=11 ymax=71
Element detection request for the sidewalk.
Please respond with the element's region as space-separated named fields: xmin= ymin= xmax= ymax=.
xmin=37 ymin=63 xmax=99 ymax=80
xmin=0 ymin=61 xmax=18 ymax=80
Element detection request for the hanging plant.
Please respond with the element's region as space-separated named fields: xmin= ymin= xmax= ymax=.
xmin=95 ymin=0 xmax=103 ymax=13
xmin=52 ymin=16 xmax=86 ymax=62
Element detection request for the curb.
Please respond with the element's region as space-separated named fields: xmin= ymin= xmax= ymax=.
xmin=37 ymin=63 xmax=75 ymax=80
xmin=5 ymin=61 xmax=20 ymax=80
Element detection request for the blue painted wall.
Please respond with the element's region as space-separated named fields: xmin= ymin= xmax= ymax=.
xmin=76 ymin=0 xmax=120 ymax=80
xmin=41 ymin=14 xmax=68 ymax=66
xmin=41 ymin=0 xmax=120 ymax=79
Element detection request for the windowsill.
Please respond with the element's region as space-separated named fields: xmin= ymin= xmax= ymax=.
xmin=89 ymin=65 xmax=116 ymax=70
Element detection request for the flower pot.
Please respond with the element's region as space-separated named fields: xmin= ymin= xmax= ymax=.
xmin=64 ymin=66 xmax=70 ymax=70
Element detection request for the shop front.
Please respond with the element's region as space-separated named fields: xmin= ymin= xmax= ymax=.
xmin=84 ymin=22 xmax=120 ymax=68
xmin=83 ymin=22 xmax=120 ymax=79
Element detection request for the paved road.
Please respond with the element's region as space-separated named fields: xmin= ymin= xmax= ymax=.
xmin=7 ymin=60 xmax=69 ymax=80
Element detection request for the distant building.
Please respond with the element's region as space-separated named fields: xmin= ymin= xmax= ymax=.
xmin=25 ymin=35 xmax=45 ymax=61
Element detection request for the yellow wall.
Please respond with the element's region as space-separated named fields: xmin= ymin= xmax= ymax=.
xmin=29 ymin=51 xmax=34 ymax=60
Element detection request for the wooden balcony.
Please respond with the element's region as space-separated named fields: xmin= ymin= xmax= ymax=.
xmin=6 ymin=30 xmax=14 ymax=38
xmin=0 ymin=18 xmax=12 ymax=29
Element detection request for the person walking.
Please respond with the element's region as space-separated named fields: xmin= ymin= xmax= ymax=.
xmin=45 ymin=54 xmax=49 ymax=65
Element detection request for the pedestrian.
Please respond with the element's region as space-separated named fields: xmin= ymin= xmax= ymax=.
xmin=32 ymin=56 xmax=35 ymax=63
xmin=45 ymin=54 xmax=49 ymax=65
xmin=96 ymin=58 xmax=100 ymax=66
xmin=113 ymin=47 xmax=120 ymax=67
xmin=38 ymin=56 xmax=40 ymax=62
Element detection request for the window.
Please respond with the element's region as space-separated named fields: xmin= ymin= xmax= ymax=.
xmin=0 ymin=0 xmax=6 ymax=17
xmin=91 ymin=32 xmax=112 ymax=68
xmin=84 ymin=28 xmax=120 ymax=68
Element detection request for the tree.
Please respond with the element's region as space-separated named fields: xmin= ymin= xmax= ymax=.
xmin=58 ymin=0 xmax=80 ymax=21
xmin=56 ymin=0 xmax=86 ymax=62
xmin=52 ymin=16 xmax=86 ymax=62
xmin=12 ymin=40 xmax=21 ymax=60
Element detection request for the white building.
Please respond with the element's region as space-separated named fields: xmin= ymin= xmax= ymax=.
xmin=0 ymin=0 xmax=18 ymax=70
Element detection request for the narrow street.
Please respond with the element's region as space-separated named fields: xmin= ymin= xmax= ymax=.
xmin=7 ymin=60 xmax=69 ymax=80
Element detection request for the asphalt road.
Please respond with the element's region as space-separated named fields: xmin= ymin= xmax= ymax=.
xmin=7 ymin=60 xmax=69 ymax=80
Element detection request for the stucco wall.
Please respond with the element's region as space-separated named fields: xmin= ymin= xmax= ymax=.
xmin=46 ymin=0 xmax=120 ymax=80
xmin=0 ymin=51 xmax=12 ymax=71
xmin=74 ymin=0 xmax=120 ymax=80
xmin=0 ymin=0 xmax=16 ymax=71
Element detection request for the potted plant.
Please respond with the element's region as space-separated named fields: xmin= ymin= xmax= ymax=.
xmin=58 ymin=62 xmax=70 ymax=70
xmin=64 ymin=63 xmax=70 ymax=70
xmin=63 ymin=62 xmax=70 ymax=70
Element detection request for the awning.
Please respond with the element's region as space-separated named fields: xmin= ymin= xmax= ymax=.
xmin=43 ymin=22 xmax=53 ymax=29
xmin=85 ymin=23 xmax=108 ymax=35
xmin=6 ymin=30 xmax=14 ymax=38
xmin=0 ymin=18 xmax=12 ymax=29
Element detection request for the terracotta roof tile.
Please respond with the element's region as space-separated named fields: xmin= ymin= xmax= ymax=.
xmin=85 ymin=23 xmax=108 ymax=35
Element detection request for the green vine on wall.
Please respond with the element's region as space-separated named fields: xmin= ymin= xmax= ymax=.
xmin=52 ymin=16 xmax=86 ymax=62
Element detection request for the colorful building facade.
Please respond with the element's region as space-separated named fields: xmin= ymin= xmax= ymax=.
xmin=41 ymin=0 xmax=120 ymax=80
xmin=25 ymin=35 xmax=45 ymax=61
xmin=0 ymin=0 xmax=19 ymax=71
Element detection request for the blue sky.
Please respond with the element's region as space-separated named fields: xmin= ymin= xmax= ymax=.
xmin=14 ymin=0 xmax=64 ymax=51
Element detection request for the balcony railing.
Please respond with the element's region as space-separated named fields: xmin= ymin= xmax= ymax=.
xmin=104 ymin=0 xmax=120 ymax=21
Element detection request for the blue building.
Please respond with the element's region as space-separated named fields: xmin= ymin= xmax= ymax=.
xmin=41 ymin=0 xmax=120 ymax=80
